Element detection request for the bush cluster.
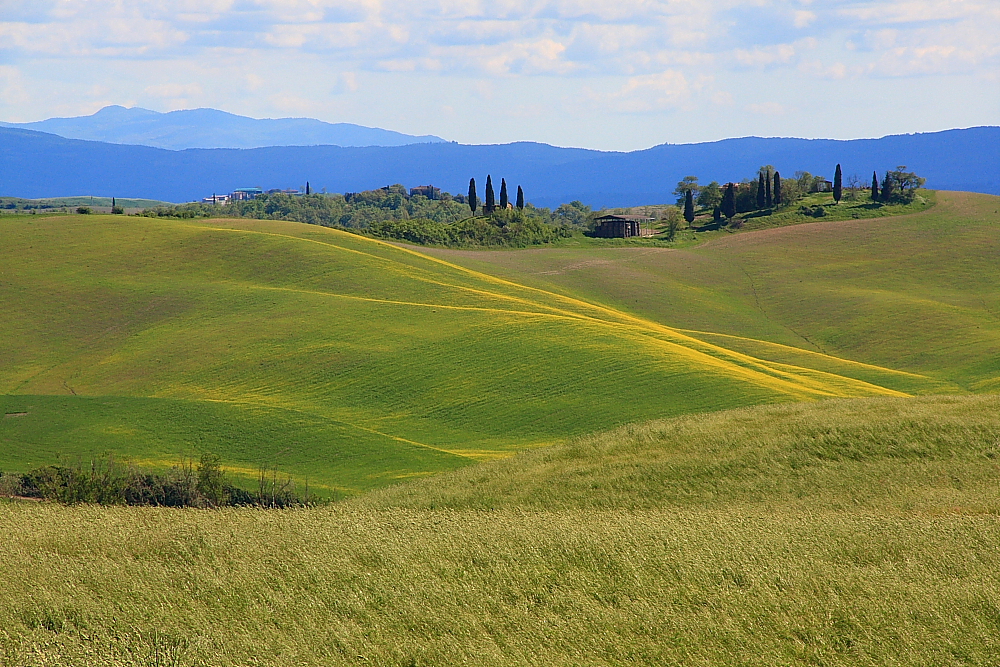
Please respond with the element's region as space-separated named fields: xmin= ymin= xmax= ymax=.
xmin=799 ymin=204 xmax=828 ymax=218
xmin=368 ymin=209 xmax=570 ymax=247
xmin=141 ymin=185 xmax=577 ymax=248
xmin=0 ymin=454 xmax=311 ymax=508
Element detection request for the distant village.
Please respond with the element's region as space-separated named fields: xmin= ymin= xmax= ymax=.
xmin=202 ymin=184 xmax=444 ymax=205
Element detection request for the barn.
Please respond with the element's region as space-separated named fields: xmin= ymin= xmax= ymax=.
xmin=592 ymin=214 xmax=654 ymax=238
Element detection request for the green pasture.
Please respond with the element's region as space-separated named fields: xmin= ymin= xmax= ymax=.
xmin=3 ymin=193 xmax=999 ymax=492
xmin=422 ymin=191 xmax=1000 ymax=392
xmin=3 ymin=395 xmax=1000 ymax=666
xmin=0 ymin=196 xmax=171 ymax=210
xmin=3 ymin=212 xmax=931 ymax=493
xmin=0 ymin=216 xmax=911 ymax=492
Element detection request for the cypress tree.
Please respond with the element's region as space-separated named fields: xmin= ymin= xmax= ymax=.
xmin=721 ymin=183 xmax=736 ymax=221
xmin=516 ymin=185 xmax=524 ymax=210
xmin=499 ymin=178 xmax=508 ymax=209
xmin=833 ymin=164 xmax=842 ymax=203
xmin=765 ymin=172 xmax=772 ymax=208
xmin=871 ymin=171 xmax=879 ymax=201
xmin=112 ymin=197 xmax=116 ymax=208
xmin=684 ymin=189 xmax=695 ymax=223
xmin=756 ymin=172 xmax=766 ymax=209
xmin=773 ymin=171 xmax=781 ymax=207
xmin=881 ymin=172 xmax=893 ymax=202
xmin=485 ymin=175 xmax=495 ymax=213
xmin=713 ymin=205 xmax=722 ymax=223
xmin=468 ymin=178 xmax=477 ymax=214
xmin=306 ymin=181 xmax=311 ymax=195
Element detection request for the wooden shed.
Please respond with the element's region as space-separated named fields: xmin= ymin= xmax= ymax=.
xmin=592 ymin=214 xmax=653 ymax=238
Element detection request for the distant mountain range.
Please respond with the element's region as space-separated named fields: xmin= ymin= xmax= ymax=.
xmin=1 ymin=125 xmax=996 ymax=208
xmin=0 ymin=106 xmax=446 ymax=150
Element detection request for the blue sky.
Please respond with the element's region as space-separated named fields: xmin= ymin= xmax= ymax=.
xmin=0 ymin=0 xmax=997 ymax=150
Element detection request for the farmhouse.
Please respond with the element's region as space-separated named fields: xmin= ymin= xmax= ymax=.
xmin=409 ymin=185 xmax=441 ymax=199
xmin=231 ymin=187 xmax=263 ymax=201
xmin=592 ymin=214 xmax=654 ymax=238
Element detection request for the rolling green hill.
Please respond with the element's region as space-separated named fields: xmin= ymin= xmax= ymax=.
xmin=2 ymin=211 xmax=947 ymax=494
xmin=3 ymin=192 xmax=1000 ymax=665
xmin=420 ymin=191 xmax=1000 ymax=393
xmin=3 ymin=395 xmax=999 ymax=666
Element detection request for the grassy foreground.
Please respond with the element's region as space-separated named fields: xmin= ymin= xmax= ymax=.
xmin=3 ymin=394 xmax=1000 ymax=666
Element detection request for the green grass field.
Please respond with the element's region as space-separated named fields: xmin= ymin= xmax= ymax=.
xmin=3 ymin=395 xmax=999 ymax=666
xmin=4 ymin=206 xmax=955 ymax=494
xmin=3 ymin=190 xmax=1000 ymax=665
xmin=1 ymin=196 xmax=171 ymax=210
xmin=421 ymin=191 xmax=1000 ymax=392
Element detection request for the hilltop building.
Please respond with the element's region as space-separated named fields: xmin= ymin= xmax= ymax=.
xmin=592 ymin=214 xmax=654 ymax=238
xmin=409 ymin=185 xmax=441 ymax=199
xmin=229 ymin=187 xmax=263 ymax=201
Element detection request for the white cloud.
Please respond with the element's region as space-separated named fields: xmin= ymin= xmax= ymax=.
xmin=793 ymin=10 xmax=816 ymax=28
xmin=0 ymin=66 xmax=30 ymax=107
xmin=0 ymin=0 xmax=996 ymax=145
xmin=600 ymin=70 xmax=691 ymax=113
xmin=735 ymin=43 xmax=799 ymax=68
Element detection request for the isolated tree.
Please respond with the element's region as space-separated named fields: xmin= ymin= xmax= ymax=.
xmin=756 ymin=173 xmax=766 ymax=209
xmin=773 ymin=171 xmax=782 ymax=207
xmin=516 ymin=185 xmax=524 ymax=210
xmin=833 ymin=164 xmax=842 ymax=204
xmin=485 ymin=175 xmax=495 ymax=213
xmin=112 ymin=197 xmax=115 ymax=208
xmin=673 ymin=175 xmax=700 ymax=205
xmin=884 ymin=165 xmax=925 ymax=202
xmin=721 ymin=183 xmax=736 ymax=221
xmin=665 ymin=210 xmax=681 ymax=241
xmin=499 ymin=178 xmax=508 ymax=209
xmin=871 ymin=171 xmax=879 ymax=201
xmin=196 ymin=452 xmax=225 ymax=507
xmin=683 ymin=189 xmax=695 ymax=224
xmin=306 ymin=181 xmax=311 ymax=195
xmin=468 ymin=178 xmax=477 ymax=214
xmin=765 ymin=173 xmax=772 ymax=208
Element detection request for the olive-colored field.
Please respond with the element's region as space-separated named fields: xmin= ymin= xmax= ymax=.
xmin=2 ymin=204 xmax=962 ymax=493
xmin=3 ymin=395 xmax=999 ymax=666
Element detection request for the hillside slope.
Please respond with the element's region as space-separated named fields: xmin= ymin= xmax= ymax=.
xmin=421 ymin=191 xmax=1000 ymax=393
xmin=0 ymin=214 xmax=930 ymax=492
xmin=3 ymin=395 xmax=999 ymax=666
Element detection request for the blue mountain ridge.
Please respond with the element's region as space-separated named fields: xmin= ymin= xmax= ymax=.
xmin=0 ymin=126 xmax=996 ymax=208
xmin=0 ymin=106 xmax=446 ymax=150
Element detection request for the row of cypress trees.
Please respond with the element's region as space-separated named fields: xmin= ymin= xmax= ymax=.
xmin=467 ymin=176 xmax=524 ymax=215
xmin=869 ymin=169 xmax=899 ymax=202
xmin=714 ymin=171 xmax=784 ymax=221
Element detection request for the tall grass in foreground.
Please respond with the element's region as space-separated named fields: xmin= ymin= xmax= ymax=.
xmin=3 ymin=395 xmax=1000 ymax=666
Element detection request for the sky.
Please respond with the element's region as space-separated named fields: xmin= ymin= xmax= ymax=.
xmin=0 ymin=0 xmax=997 ymax=151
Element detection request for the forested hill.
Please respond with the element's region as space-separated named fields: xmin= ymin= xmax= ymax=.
xmin=1 ymin=126 xmax=996 ymax=207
